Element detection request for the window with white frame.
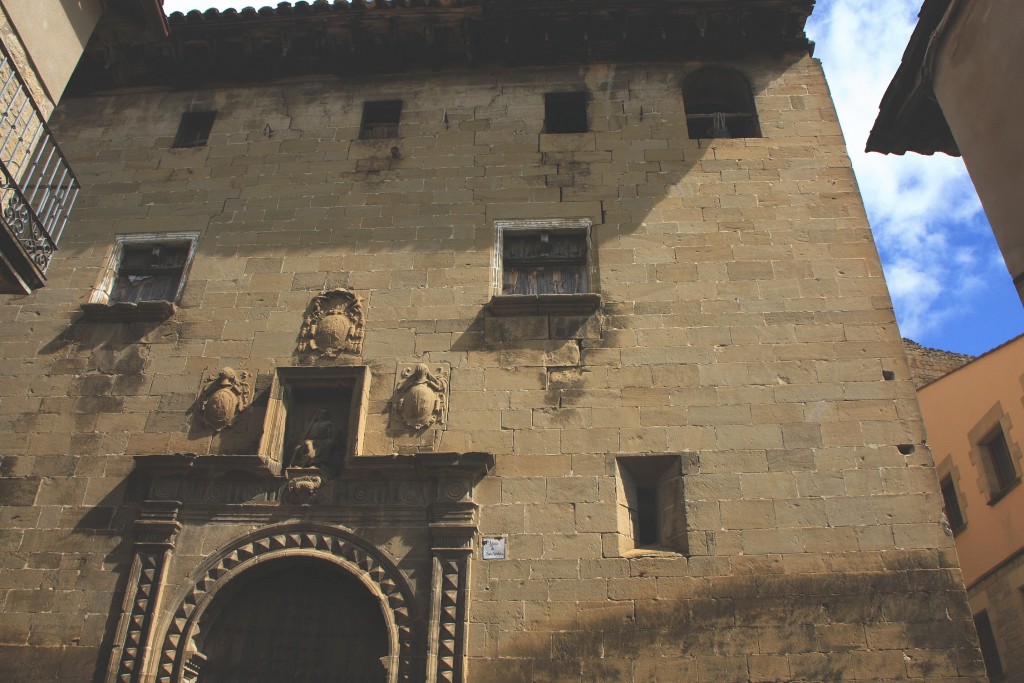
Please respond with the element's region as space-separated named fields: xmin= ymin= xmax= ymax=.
xmin=82 ymin=232 xmax=199 ymax=320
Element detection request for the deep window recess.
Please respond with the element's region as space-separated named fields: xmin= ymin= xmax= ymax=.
xmin=359 ymin=100 xmax=402 ymax=140
xmin=172 ymin=111 xmax=217 ymax=148
xmin=544 ymin=92 xmax=588 ymax=134
xmin=502 ymin=229 xmax=588 ymax=296
xmin=682 ymin=67 xmax=760 ymax=139
xmin=616 ymin=455 xmax=686 ymax=554
xmin=983 ymin=426 xmax=1019 ymax=498
xmin=109 ymin=244 xmax=190 ymax=304
xmin=81 ymin=233 xmax=199 ymax=321
xmin=974 ymin=611 xmax=1004 ymax=679
xmin=939 ymin=475 xmax=966 ymax=533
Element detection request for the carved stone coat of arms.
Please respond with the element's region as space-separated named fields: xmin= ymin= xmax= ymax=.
xmin=297 ymin=289 xmax=365 ymax=358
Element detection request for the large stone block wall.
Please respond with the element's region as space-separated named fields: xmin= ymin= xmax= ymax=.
xmin=0 ymin=55 xmax=986 ymax=680
xmin=966 ymin=550 xmax=1024 ymax=682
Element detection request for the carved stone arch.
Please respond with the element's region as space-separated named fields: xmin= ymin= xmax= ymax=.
xmin=152 ymin=522 xmax=422 ymax=683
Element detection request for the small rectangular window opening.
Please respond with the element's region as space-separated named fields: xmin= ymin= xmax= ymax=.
xmin=983 ymin=427 xmax=1018 ymax=495
xmin=616 ymin=455 xmax=686 ymax=554
xmin=974 ymin=611 xmax=1003 ymax=678
xmin=109 ymin=243 xmax=190 ymax=304
xmin=359 ymin=100 xmax=402 ymax=140
xmin=544 ymin=92 xmax=588 ymax=134
xmin=939 ymin=476 xmax=965 ymax=533
xmin=172 ymin=111 xmax=217 ymax=149
xmin=502 ymin=229 xmax=588 ymax=295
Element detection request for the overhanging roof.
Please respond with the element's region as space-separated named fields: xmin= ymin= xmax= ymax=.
xmin=865 ymin=0 xmax=959 ymax=156
xmin=70 ymin=0 xmax=815 ymax=93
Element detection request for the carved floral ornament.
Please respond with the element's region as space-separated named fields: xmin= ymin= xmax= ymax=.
xmin=194 ymin=367 xmax=252 ymax=432
xmin=297 ymin=288 xmax=365 ymax=358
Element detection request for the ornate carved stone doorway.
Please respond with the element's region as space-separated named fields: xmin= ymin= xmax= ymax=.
xmin=196 ymin=557 xmax=389 ymax=683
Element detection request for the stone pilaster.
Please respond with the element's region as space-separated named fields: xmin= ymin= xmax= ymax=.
xmin=427 ymin=502 xmax=477 ymax=683
xmin=106 ymin=501 xmax=181 ymax=683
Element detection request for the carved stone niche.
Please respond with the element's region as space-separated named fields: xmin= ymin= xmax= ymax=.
xmin=257 ymin=366 xmax=370 ymax=476
xmin=296 ymin=288 xmax=365 ymax=359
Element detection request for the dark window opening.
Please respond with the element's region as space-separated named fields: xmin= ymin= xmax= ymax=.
xmin=634 ymin=486 xmax=659 ymax=546
xmin=683 ymin=67 xmax=760 ymax=139
xmin=617 ymin=455 xmax=686 ymax=553
xmin=983 ymin=427 xmax=1018 ymax=497
xmin=974 ymin=611 xmax=1003 ymax=679
xmin=502 ymin=230 xmax=588 ymax=295
xmin=544 ymin=92 xmax=588 ymax=134
xmin=940 ymin=476 xmax=965 ymax=533
xmin=109 ymin=244 xmax=190 ymax=304
xmin=359 ymin=100 xmax=402 ymax=140
xmin=172 ymin=111 xmax=217 ymax=148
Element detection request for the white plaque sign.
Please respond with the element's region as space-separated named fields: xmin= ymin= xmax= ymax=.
xmin=482 ymin=536 xmax=507 ymax=560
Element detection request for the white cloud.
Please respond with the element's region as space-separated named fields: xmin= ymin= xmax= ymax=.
xmin=807 ymin=0 xmax=1001 ymax=341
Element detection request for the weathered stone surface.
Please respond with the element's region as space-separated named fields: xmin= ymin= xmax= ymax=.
xmin=0 ymin=29 xmax=985 ymax=683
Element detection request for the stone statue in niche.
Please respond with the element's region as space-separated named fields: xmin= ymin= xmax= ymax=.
xmin=194 ymin=368 xmax=252 ymax=433
xmin=297 ymin=289 xmax=364 ymax=358
xmin=290 ymin=409 xmax=342 ymax=469
xmin=392 ymin=363 xmax=449 ymax=431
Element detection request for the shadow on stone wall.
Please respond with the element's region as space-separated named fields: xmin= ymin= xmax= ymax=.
xmin=472 ymin=560 xmax=984 ymax=682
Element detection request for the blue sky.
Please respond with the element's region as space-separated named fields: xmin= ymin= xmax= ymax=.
xmin=162 ymin=0 xmax=1024 ymax=356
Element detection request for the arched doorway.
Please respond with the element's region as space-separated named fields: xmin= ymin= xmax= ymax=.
xmin=195 ymin=557 xmax=389 ymax=683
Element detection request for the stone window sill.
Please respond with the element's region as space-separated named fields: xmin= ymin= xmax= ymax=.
xmin=487 ymin=293 xmax=600 ymax=317
xmin=987 ymin=477 xmax=1020 ymax=506
xmin=80 ymin=300 xmax=177 ymax=323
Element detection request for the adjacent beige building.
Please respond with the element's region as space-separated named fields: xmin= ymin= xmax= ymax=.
xmin=910 ymin=335 xmax=1024 ymax=681
xmin=868 ymin=0 xmax=1024 ymax=305
xmin=0 ymin=1 xmax=990 ymax=680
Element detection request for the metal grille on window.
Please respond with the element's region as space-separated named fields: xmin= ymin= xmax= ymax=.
xmin=109 ymin=244 xmax=189 ymax=304
xmin=502 ymin=231 xmax=587 ymax=295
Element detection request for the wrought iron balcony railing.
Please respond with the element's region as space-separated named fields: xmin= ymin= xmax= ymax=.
xmin=0 ymin=41 xmax=79 ymax=293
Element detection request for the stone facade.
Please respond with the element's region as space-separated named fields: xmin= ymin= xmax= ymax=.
xmin=0 ymin=2 xmax=987 ymax=681
xmin=902 ymin=338 xmax=975 ymax=389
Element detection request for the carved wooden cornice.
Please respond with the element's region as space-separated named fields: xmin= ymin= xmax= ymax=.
xmin=71 ymin=0 xmax=814 ymax=94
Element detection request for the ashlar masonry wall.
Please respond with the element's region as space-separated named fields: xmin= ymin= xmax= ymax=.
xmin=0 ymin=53 xmax=986 ymax=681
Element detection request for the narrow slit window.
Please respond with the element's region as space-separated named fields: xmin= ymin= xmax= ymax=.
xmin=359 ymin=100 xmax=402 ymax=140
xmin=172 ymin=111 xmax=217 ymax=148
xmin=544 ymin=92 xmax=588 ymax=134
xmin=982 ymin=427 xmax=1019 ymax=497
xmin=633 ymin=486 xmax=659 ymax=546
xmin=682 ymin=67 xmax=760 ymax=139
xmin=939 ymin=475 xmax=965 ymax=533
